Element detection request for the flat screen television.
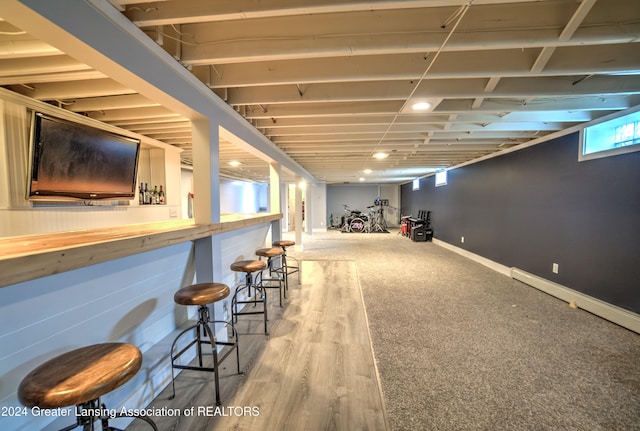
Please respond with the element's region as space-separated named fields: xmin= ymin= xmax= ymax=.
xmin=27 ymin=112 xmax=141 ymax=201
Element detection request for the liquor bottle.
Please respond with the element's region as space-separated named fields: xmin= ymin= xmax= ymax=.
xmin=144 ymin=183 xmax=149 ymax=204
xmin=152 ymin=185 xmax=159 ymax=204
xmin=158 ymin=185 xmax=165 ymax=204
xmin=139 ymin=182 xmax=144 ymax=205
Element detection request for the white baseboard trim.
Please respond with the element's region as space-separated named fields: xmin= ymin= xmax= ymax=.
xmin=511 ymin=268 xmax=640 ymax=334
xmin=433 ymin=238 xmax=512 ymax=277
xmin=433 ymin=239 xmax=640 ymax=334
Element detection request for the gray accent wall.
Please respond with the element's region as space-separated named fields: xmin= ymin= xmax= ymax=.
xmin=401 ymin=132 xmax=640 ymax=314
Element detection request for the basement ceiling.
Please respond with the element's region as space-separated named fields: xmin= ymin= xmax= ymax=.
xmin=2 ymin=0 xmax=640 ymax=184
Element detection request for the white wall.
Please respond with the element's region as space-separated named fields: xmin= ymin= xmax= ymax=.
xmin=220 ymin=179 xmax=268 ymax=214
xmin=179 ymin=170 xmax=269 ymax=217
xmin=311 ymin=182 xmax=327 ymax=232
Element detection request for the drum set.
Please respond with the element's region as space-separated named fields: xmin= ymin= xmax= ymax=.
xmin=337 ymin=202 xmax=388 ymax=233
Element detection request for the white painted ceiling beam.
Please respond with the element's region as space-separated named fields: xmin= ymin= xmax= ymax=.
xmin=435 ymin=96 xmax=639 ymax=113
xmin=0 ymin=70 xmax=106 ymax=85
xmin=0 ymin=38 xmax=59 ymax=58
xmin=193 ymin=44 xmax=640 ymax=88
xmin=86 ymin=105 xmax=181 ymax=122
xmin=265 ymin=122 xmax=567 ymax=135
xmin=280 ymin=143 xmax=508 ymax=151
xmin=224 ymin=75 xmax=640 ymax=106
xmin=6 ymin=77 xmax=135 ymax=100
xmin=0 ymin=55 xmax=92 ymax=77
xmin=240 ymin=96 xmax=637 ymax=119
xmin=254 ymin=111 xmax=605 ymax=128
xmin=63 ymin=93 xmax=158 ymax=111
xmin=124 ymin=0 xmax=539 ymax=27
xmin=271 ymin=131 xmax=538 ymax=143
xmin=124 ymin=121 xmax=192 ymax=132
xmin=108 ymin=116 xmax=189 ymax=127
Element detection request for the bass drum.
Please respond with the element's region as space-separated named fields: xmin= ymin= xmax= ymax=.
xmin=349 ymin=217 xmax=366 ymax=233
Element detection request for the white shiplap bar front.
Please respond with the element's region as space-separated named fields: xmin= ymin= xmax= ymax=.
xmin=0 ymin=214 xmax=282 ymax=431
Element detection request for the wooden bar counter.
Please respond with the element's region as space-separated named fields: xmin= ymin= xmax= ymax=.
xmin=0 ymin=213 xmax=282 ymax=288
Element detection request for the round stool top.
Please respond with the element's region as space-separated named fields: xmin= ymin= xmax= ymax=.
xmin=230 ymin=260 xmax=267 ymax=273
xmin=273 ymin=240 xmax=295 ymax=248
xmin=255 ymin=247 xmax=284 ymax=258
xmin=174 ymin=282 xmax=230 ymax=306
xmin=18 ymin=343 xmax=142 ymax=409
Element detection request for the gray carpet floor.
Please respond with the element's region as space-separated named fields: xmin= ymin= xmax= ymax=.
xmin=289 ymin=229 xmax=640 ymax=431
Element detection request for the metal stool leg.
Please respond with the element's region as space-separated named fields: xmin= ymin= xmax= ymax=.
xmin=169 ymin=304 xmax=240 ymax=405
xmin=231 ymin=271 xmax=268 ymax=335
xmin=259 ymin=256 xmax=284 ymax=307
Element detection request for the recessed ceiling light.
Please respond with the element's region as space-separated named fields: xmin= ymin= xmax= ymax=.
xmin=373 ymin=152 xmax=388 ymax=159
xmin=228 ymin=160 xmax=241 ymax=167
xmin=363 ymin=169 xmax=372 ymax=174
xmin=412 ymin=101 xmax=431 ymax=111
xmin=359 ymin=177 xmax=365 ymax=182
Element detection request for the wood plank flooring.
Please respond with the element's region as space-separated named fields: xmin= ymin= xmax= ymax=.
xmin=126 ymin=260 xmax=389 ymax=431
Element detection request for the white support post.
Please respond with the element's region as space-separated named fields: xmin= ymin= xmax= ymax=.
xmin=191 ymin=119 xmax=224 ymax=327
xmin=270 ymin=162 xmax=282 ymax=245
xmin=295 ymin=179 xmax=303 ymax=248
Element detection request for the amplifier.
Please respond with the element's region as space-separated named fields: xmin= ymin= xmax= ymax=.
xmin=411 ymin=226 xmax=427 ymax=242
xmin=425 ymin=228 xmax=433 ymax=242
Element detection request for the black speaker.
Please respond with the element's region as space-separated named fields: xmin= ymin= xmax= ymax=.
xmin=411 ymin=226 xmax=427 ymax=242
xmin=425 ymin=228 xmax=433 ymax=242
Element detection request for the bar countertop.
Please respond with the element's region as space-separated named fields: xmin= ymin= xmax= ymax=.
xmin=0 ymin=213 xmax=282 ymax=288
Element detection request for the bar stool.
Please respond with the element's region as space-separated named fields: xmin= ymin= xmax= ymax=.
xmin=170 ymin=282 xmax=240 ymax=406
xmin=18 ymin=343 xmax=157 ymax=431
xmin=272 ymin=240 xmax=300 ymax=290
xmin=255 ymin=247 xmax=286 ymax=307
xmin=230 ymin=260 xmax=268 ymax=335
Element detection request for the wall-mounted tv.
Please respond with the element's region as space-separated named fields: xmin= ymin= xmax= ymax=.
xmin=27 ymin=112 xmax=141 ymax=201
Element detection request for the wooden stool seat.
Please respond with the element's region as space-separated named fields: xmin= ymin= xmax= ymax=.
xmin=255 ymin=247 xmax=284 ymax=258
xmin=18 ymin=343 xmax=141 ymax=409
xmin=230 ymin=259 xmax=267 ymax=273
xmin=174 ymin=282 xmax=230 ymax=306
xmin=272 ymin=240 xmax=295 ymax=248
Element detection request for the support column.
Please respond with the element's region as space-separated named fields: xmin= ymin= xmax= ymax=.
xmin=270 ymin=162 xmax=282 ymax=245
xmin=191 ymin=119 xmax=225 ymax=334
xmin=191 ymin=118 xmax=220 ymax=226
xmin=295 ymin=179 xmax=303 ymax=248
xmin=304 ymin=182 xmax=312 ymax=236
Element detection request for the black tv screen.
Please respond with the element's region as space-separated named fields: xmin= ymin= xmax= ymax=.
xmin=28 ymin=112 xmax=141 ymax=201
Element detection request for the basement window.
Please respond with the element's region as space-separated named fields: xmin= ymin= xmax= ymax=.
xmin=580 ymin=110 xmax=640 ymax=161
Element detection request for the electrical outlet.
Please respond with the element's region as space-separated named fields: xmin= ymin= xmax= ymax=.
xmin=461 ymin=236 xmax=465 ymax=243
xmin=552 ymin=263 xmax=559 ymax=274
